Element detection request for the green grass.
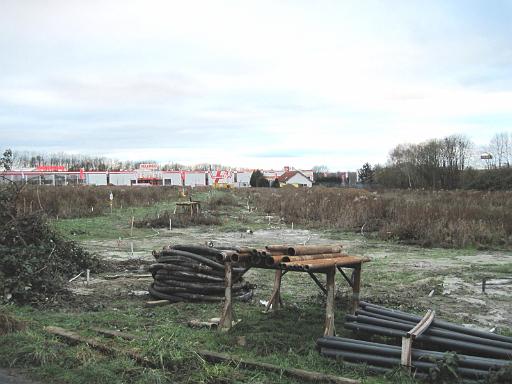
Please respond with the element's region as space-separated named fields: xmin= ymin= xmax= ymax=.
xmin=2 ymin=189 xmax=512 ymax=384
xmin=0 ymin=293 xmax=403 ymax=384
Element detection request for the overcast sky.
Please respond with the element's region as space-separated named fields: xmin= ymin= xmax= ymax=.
xmin=1 ymin=0 xmax=511 ymax=170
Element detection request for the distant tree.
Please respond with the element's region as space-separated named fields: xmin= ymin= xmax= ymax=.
xmin=0 ymin=149 xmax=13 ymax=170
xmin=271 ymin=178 xmax=280 ymax=188
xmin=358 ymin=162 xmax=375 ymax=184
xmin=250 ymin=170 xmax=270 ymax=187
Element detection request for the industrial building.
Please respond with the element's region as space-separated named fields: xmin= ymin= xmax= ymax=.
xmin=0 ymin=166 xmax=313 ymax=188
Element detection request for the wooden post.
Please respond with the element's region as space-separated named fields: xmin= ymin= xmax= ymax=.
xmin=130 ymin=216 xmax=134 ymax=236
xmin=351 ymin=264 xmax=361 ymax=314
xmin=219 ymin=262 xmax=233 ymax=331
xmin=401 ymin=310 xmax=435 ymax=371
xmin=324 ymin=266 xmax=336 ymax=336
xmin=266 ymin=269 xmax=283 ymax=312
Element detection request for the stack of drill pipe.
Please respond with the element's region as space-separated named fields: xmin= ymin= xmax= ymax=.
xmin=262 ymin=244 xmax=346 ymax=269
xmin=317 ymin=336 xmax=511 ymax=380
xmin=149 ymin=244 xmax=253 ymax=302
xmin=344 ymin=302 xmax=512 ymax=360
xmin=280 ymin=256 xmax=370 ymax=271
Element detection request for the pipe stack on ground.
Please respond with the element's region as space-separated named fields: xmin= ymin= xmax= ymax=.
xmin=344 ymin=302 xmax=512 ymax=360
xmin=149 ymin=244 xmax=253 ymax=302
xmin=267 ymin=244 xmax=348 ymax=269
xmin=317 ymin=336 xmax=511 ymax=380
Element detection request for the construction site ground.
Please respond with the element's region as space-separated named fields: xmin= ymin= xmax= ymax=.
xmin=1 ymin=198 xmax=511 ymax=384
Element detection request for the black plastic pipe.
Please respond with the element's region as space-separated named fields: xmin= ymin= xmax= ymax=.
xmin=317 ymin=337 xmax=511 ymax=370
xmin=344 ymin=322 xmax=512 ymax=359
xmin=360 ymin=302 xmax=512 ymax=345
xmin=347 ymin=314 xmax=512 ymax=351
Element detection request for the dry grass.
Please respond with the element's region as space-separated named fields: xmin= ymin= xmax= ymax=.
xmin=0 ymin=313 xmax=26 ymax=335
xmin=237 ymin=187 xmax=512 ymax=249
xmin=16 ymin=185 xmax=181 ymax=218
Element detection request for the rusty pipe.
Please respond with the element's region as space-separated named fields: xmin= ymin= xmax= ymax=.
xmin=264 ymin=255 xmax=290 ymax=267
xmin=215 ymin=250 xmax=238 ymax=263
xmin=280 ymin=253 xmax=345 ymax=263
xmin=230 ymin=253 xmax=253 ymax=263
xmin=287 ymin=245 xmax=343 ymax=256
xmin=281 ymin=256 xmax=369 ymax=271
xmin=265 ymin=245 xmax=289 ymax=253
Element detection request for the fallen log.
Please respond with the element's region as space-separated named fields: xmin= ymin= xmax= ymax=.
xmin=197 ymin=350 xmax=360 ymax=384
xmin=145 ymin=299 xmax=171 ymax=307
xmin=44 ymin=326 xmax=153 ymax=367
xmin=45 ymin=326 xmax=359 ymax=383
xmin=91 ymin=327 xmax=138 ymax=341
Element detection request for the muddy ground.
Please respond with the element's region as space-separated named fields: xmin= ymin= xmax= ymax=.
xmin=72 ymin=226 xmax=512 ymax=332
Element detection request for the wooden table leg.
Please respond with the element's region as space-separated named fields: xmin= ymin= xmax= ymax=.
xmin=351 ymin=264 xmax=361 ymax=314
xmin=324 ymin=266 xmax=336 ymax=336
xmin=266 ymin=269 xmax=283 ymax=312
xmin=219 ymin=262 xmax=233 ymax=330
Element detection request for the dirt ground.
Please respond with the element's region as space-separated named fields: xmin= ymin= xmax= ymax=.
xmin=73 ymin=226 xmax=512 ymax=331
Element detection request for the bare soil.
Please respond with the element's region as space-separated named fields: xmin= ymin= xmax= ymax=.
xmin=74 ymin=227 xmax=512 ymax=331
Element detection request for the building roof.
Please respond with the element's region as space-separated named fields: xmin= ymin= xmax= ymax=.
xmin=277 ymin=170 xmax=308 ymax=183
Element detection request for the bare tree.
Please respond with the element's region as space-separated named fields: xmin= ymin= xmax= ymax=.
xmin=489 ymin=132 xmax=509 ymax=168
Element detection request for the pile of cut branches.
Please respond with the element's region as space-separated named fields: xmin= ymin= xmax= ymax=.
xmin=0 ymin=182 xmax=101 ymax=304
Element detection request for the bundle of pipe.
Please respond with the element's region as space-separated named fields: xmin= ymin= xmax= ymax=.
xmin=344 ymin=302 xmax=512 ymax=360
xmin=262 ymin=244 xmax=346 ymax=269
xmin=149 ymin=244 xmax=253 ymax=302
xmin=317 ymin=336 xmax=511 ymax=380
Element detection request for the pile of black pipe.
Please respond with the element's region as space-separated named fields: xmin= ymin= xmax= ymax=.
xmin=320 ymin=301 xmax=512 ymax=380
xmin=317 ymin=336 xmax=510 ymax=380
xmin=149 ymin=244 xmax=253 ymax=302
xmin=345 ymin=302 xmax=512 ymax=360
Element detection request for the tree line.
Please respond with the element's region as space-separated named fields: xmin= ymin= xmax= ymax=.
xmin=3 ymin=150 xmax=232 ymax=172
xmin=359 ymin=132 xmax=512 ymax=190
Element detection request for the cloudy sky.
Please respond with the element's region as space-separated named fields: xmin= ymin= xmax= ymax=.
xmin=1 ymin=0 xmax=511 ymax=170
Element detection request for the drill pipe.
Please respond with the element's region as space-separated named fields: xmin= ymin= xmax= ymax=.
xmin=264 ymin=255 xmax=289 ymax=267
xmin=281 ymin=256 xmax=369 ymax=271
xmin=280 ymin=253 xmax=346 ymax=263
xmin=215 ymin=250 xmax=239 ymax=263
xmin=265 ymin=245 xmax=290 ymax=253
xmin=230 ymin=253 xmax=253 ymax=263
xmin=287 ymin=245 xmax=343 ymax=256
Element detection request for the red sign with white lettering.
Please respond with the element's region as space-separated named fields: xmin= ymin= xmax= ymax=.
xmin=36 ymin=166 xmax=66 ymax=172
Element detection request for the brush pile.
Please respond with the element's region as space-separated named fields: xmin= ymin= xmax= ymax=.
xmin=0 ymin=183 xmax=101 ymax=304
xmin=149 ymin=244 xmax=253 ymax=302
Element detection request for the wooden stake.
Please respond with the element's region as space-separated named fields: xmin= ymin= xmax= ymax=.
xmin=266 ymin=269 xmax=283 ymax=312
xmin=351 ymin=264 xmax=361 ymax=314
xmin=130 ymin=216 xmax=134 ymax=236
xmin=324 ymin=267 xmax=336 ymax=336
xmin=218 ymin=262 xmax=233 ymax=331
